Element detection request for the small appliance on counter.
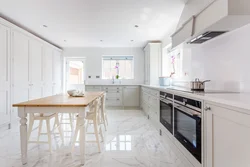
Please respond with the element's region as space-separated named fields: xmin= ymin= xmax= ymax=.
xmin=159 ymin=77 xmax=172 ymax=86
xmin=190 ymin=78 xmax=210 ymax=91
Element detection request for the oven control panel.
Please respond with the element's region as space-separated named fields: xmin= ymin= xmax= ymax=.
xmin=174 ymin=95 xmax=202 ymax=111
xmin=160 ymin=92 xmax=173 ymax=100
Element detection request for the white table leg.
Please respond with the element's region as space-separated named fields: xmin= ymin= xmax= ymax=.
xmin=18 ymin=107 xmax=28 ymax=165
xmin=78 ymin=107 xmax=86 ymax=165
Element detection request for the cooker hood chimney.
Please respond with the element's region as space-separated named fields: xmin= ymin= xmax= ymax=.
xmin=171 ymin=0 xmax=250 ymax=48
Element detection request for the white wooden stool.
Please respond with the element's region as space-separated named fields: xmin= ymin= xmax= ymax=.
xmin=27 ymin=113 xmax=64 ymax=152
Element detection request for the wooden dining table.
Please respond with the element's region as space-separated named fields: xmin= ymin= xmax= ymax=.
xmin=13 ymin=91 xmax=105 ymax=166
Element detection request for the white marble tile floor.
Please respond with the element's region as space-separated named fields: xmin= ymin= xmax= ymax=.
xmin=0 ymin=109 xmax=193 ymax=167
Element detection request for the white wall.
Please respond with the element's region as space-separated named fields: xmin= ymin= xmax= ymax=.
xmin=63 ymin=47 xmax=144 ymax=85
xmin=175 ymin=23 xmax=250 ymax=92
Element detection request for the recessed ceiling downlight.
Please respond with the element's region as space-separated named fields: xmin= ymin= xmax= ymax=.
xmin=100 ymin=40 xmax=103 ymax=42
xmin=43 ymin=25 xmax=48 ymax=28
xmin=134 ymin=25 xmax=139 ymax=28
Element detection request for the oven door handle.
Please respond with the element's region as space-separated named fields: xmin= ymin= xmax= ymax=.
xmin=160 ymin=99 xmax=173 ymax=105
xmin=175 ymin=105 xmax=201 ymax=118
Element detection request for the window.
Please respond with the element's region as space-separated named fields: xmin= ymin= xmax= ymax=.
xmin=162 ymin=45 xmax=182 ymax=78
xmin=102 ymin=56 xmax=134 ymax=79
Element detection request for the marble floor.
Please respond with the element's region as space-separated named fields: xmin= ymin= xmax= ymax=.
xmin=0 ymin=109 xmax=193 ymax=167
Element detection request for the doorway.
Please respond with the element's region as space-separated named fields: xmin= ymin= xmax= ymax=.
xmin=65 ymin=58 xmax=86 ymax=92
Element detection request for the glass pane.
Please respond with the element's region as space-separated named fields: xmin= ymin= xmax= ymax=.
xmin=126 ymin=142 xmax=132 ymax=151
xmin=119 ymin=135 xmax=125 ymax=141
xmin=120 ymin=142 xmax=125 ymax=150
xmin=68 ymin=61 xmax=84 ymax=84
xmin=102 ymin=58 xmax=134 ymax=79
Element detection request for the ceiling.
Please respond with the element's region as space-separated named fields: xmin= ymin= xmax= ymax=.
xmin=0 ymin=0 xmax=185 ymax=48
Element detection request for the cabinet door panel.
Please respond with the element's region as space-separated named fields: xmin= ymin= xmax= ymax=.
xmin=53 ymin=50 xmax=62 ymax=95
xmin=0 ymin=24 xmax=10 ymax=125
xmin=123 ymin=87 xmax=139 ymax=106
xmin=205 ymin=103 xmax=250 ymax=167
xmin=29 ymin=39 xmax=42 ymax=100
xmin=42 ymin=46 xmax=53 ymax=97
xmin=12 ymin=30 xmax=29 ymax=103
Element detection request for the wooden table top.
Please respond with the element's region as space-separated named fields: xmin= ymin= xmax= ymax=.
xmin=13 ymin=92 xmax=105 ymax=107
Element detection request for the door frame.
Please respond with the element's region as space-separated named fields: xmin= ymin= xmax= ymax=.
xmin=63 ymin=57 xmax=86 ymax=92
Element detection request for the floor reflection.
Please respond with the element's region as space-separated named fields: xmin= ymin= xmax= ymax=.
xmin=106 ymin=135 xmax=132 ymax=151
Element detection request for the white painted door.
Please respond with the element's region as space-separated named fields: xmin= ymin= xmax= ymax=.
xmin=12 ymin=30 xmax=29 ymax=104
xmin=0 ymin=23 xmax=10 ymax=126
xmin=66 ymin=59 xmax=86 ymax=91
xmin=123 ymin=86 xmax=139 ymax=106
xmin=52 ymin=50 xmax=62 ymax=95
xmin=42 ymin=46 xmax=53 ymax=97
xmin=29 ymin=39 xmax=42 ymax=100
xmin=205 ymin=103 xmax=250 ymax=167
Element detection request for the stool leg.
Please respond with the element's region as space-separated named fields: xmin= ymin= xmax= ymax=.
xmin=94 ymin=120 xmax=101 ymax=153
xmin=37 ymin=120 xmax=43 ymax=142
xmin=46 ymin=119 xmax=52 ymax=153
xmin=69 ymin=113 xmax=73 ymax=130
xmin=55 ymin=115 xmax=64 ymax=144
xmin=72 ymin=117 xmax=80 ymax=152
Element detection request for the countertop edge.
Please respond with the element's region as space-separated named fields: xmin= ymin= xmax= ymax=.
xmin=140 ymin=85 xmax=250 ymax=113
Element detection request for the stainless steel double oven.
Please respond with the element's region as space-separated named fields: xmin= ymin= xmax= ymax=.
xmin=160 ymin=92 xmax=202 ymax=163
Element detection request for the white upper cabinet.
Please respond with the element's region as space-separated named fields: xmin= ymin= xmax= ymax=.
xmin=42 ymin=46 xmax=53 ymax=97
xmin=204 ymin=103 xmax=250 ymax=167
xmin=0 ymin=23 xmax=10 ymax=126
xmin=12 ymin=30 xmax=29 ymax=104
xmin=29 ymin=39 xmax=43 ymax=100
xmin=144 ymin=43 xmax=162 ymax=85
xmin=52 ymin=50 xmax=62 ymax=95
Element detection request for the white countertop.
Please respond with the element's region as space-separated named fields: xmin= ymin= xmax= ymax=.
xmin=141 ymin=85 xmax=250 ymax=112
xmin=85 ymin=84 xmax=141 ymax=86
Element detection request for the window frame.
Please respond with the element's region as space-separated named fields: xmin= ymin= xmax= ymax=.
xmin=102 ymin=55 xmax=134 ymax=80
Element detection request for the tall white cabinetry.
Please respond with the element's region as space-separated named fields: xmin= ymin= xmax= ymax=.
xmin=12 ymin=30 xmax=30 ymax=104
xmin=144 ymin=43 xmax=162 ymax=85
xmin=29 ymin=39 xmax=43 ymax=100
xmin=0 ymin=17 xmax=63 ymax=127
xmin=42 ymin=46 xmax=53 ymax=97
xmin=53 ymin=50 xmax=62 ymax=95
xmin=0 ymin=23 xmax=11 ymax=128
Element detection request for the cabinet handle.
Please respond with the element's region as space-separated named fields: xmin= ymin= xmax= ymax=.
xmin=204 ymin=106 xmax=211 ymax=111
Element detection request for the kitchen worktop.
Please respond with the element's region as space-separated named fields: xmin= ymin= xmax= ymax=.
xmin=141 ymin=85 xmax=250 ymax=113
xmin=85 ymin=84 xmax=141 ymax=86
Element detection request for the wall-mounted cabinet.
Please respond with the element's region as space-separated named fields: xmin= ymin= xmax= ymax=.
xmin=144 ymin=43 xmax=162 ymax=85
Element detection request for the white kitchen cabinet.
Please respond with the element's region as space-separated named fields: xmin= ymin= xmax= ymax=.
xmin=29 ymin=39 xmax=43 ymax=100
xmin=12 ymin=30 xmax=29 ymax=104
xmin=204 ymin=103 xmax=250 ymax=167
xmin=52 ymin=50 xmax=62 ymax=95
xmin=85 ymin=85 xmax=102 ymax=92
xmin=144 ymin=43 xmax=162 ymax=85
xmin=0 ymin=23 xmax=11 ymax=127
xmin=140 ymin=86 xmax=160 ymax=128
xmin=103 ymin=86 xmax=122 ymax=106
xmin=123 ymin=86 xmax=139 ymax=107
xmin=42 ymin=46 xmax=53 ymax=97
